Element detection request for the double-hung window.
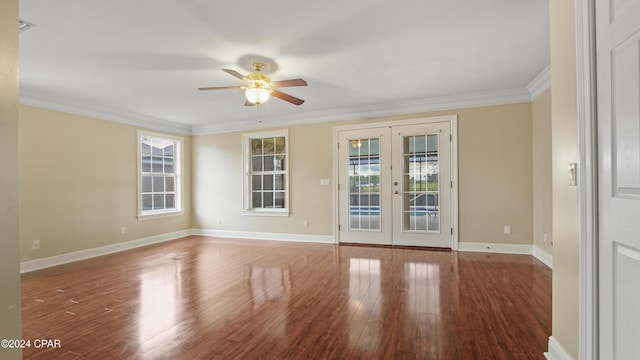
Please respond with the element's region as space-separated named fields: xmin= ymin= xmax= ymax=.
xmin=138 ymin=131 xmax=183 ymax=219
xmin=242 ymin=129 xmax=289 ymax=216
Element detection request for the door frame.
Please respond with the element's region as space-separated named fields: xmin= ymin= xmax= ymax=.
xmin=332 ymin=115 xmax=459 ymax=249
xmin=575 ymin=0 xmax=599 ymax=359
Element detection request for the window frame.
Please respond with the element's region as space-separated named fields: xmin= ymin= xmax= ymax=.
xmin=137 ymin=130 xmax=184 ymax=220
xmin=242 ymin=129 xmax=290 ymax=216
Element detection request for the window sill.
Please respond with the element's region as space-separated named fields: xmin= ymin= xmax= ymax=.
xmin=138 ymin=210 xmax=184 ymax=221
xmin=242 ymin=210 xmax=289 ymax=217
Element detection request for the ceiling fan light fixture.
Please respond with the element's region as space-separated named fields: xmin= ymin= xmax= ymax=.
xmin=245 ymin=87 xmax=271 ymax=104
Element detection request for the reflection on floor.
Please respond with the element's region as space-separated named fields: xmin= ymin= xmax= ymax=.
xmin=21 ymin=236 xmax=551 ymax=359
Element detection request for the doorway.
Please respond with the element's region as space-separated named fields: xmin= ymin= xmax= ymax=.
xmin=334 ymin=116 xmax=457 ymax=248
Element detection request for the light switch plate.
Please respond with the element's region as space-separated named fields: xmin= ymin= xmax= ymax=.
xmin=569 ymin=163 xmax=577 ymax=186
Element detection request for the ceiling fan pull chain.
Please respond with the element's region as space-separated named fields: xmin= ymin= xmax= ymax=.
xmin=256 ymin=104 xmax=262 ymax=124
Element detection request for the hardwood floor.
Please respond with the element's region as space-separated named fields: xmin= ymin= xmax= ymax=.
xmin=21 ymin=236 xmax=551 ymax=359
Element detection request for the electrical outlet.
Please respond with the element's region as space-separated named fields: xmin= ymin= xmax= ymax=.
xmin=504 ymin=226 xmax=511 ymax=235
xmin=120 ymin=226 xmax=126 ymax=235
xmin=304 ymin=220 xmax=309 ymax=228
xmin=32 ymin=240 xmax=40 ymax=250
xmin=217 ymin=217 xmax=222 ymax=225
xmin=543 ymin=233 xmax=548 ymax=244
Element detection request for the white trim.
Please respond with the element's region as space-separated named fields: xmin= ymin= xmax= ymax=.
xmin=450 ymin=117 xmax=459 ymax=250
xmin=21 ymin=87 xmax=533 ymax=136
xmin=527 ymin=65 xmax=552 ymax=100
xmin=195 ymin=229 xmax=335 ymax=244
xmin=241 ymin=129 xmax=290 ymax=214
xmin=575 ymin=0 xmax=599 ymax=359
xmin=20 ymin=229 xmax=193 ymax=273
xmin=457 ymin=242 xmax=532 ymax=255
xmin=136 ymin=210 xmax=185 ymax=221
xmin=545 ymin=336 xmax=575 ymax=360
xmin=20 ymin=92 xmax=192 ymax=135
xmin=193 ymin=88 xmax=531 ymax=135
xmin=137 ymin=130 xmax=184 ymax=219
xmin=241 ymin=210 xmax=289 ymax=217
xmin=533 ymin=246 xmax=553 ymax=268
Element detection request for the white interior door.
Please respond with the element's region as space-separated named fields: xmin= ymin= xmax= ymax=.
xmin=337 ymin=120 xmax=453 ymax=248
xmin=596 ymin=0 xmax=640 ymax=358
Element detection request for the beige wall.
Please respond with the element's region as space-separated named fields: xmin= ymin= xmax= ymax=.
xmin=192 ymin=122 xmax=335 ymax=235
xmin=532 ymin=89 xmax=553 ymax=255
xmin=19 ymin=105 xmax=193 ymax=260
xmin=193 ymin=102 xmax=533 ymax=246
xmin=18 ymin=101 xmax=533 ymax=263
xmin=0 ymin=0 xmax=23 ymax=357
xmin=550 ymin=0 xmax=579 ymax=357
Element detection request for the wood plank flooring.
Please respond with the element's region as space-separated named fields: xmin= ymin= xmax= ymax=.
xmin=21 ymin=236 xmax=551 ymax=359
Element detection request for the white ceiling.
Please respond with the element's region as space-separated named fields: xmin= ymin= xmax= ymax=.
xmin=19 ymin=0 xmax=550 ymax=134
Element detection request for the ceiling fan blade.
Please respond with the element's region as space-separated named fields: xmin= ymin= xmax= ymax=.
xmin=244 ymin=100 xmax=256 ymax=107
xmin=271 ymin=78 xmax=308 ymax=88
xmin=222 ymin=68 xmax=245 ymax=80
xmin=271 ymin=90 xmax=305 ymax=105
xmin=198 ymin=85 xmax=242 ymax=91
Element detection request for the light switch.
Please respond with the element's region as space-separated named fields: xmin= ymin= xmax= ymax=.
xmin=320 ymin=178 xmax=330 ymax=186
xmin=569 ymin=163 xmax=577 ymax=186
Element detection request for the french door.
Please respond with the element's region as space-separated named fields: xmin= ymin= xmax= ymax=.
xmin=337 ymin=120 xmax=453 ymax=248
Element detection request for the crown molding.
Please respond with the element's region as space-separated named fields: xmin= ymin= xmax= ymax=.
xmin=20 ymin=86 xmax=535 ymax=136
xmin=192 ymin=88 xmax=532 ymax=135
xmin=527 ymin=65 xmax=551 ymax=100
xmin=19 ymin=91 xmax=192 ymax=135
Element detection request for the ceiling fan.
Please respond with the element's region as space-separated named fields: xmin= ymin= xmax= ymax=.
xmin=198 ymin=63 xmax=307 ymax=106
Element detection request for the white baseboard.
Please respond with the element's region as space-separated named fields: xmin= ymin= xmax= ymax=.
xmin=544 ymin=336 xmax=573 ymax=360
xmin=533 ymin=246 xmax=553 ymax=268
xmin=20 ymin=229 xmax=194 ymax=273
xmin=457 ymin=242 xmax=532 ymax=255
xmin=21 ymin=231 xmax=547 ymax=272
xmin=195 ymin=229 xmax=335 ymax=244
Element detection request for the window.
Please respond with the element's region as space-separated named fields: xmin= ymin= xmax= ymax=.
xmin=138 ymin=131 xmax=183 ymax=219
xmin=243 ymin=130 xmax=289 ymax=215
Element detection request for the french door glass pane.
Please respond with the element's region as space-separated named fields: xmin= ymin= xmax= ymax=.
xmin=348 ymin=138 xmax=381 ymax=231
xmin=402 ymin=134 xmax=439 ymax=232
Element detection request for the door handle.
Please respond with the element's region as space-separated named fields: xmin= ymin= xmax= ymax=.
xmin=393 ymin=181 xmax=398 ymax=186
